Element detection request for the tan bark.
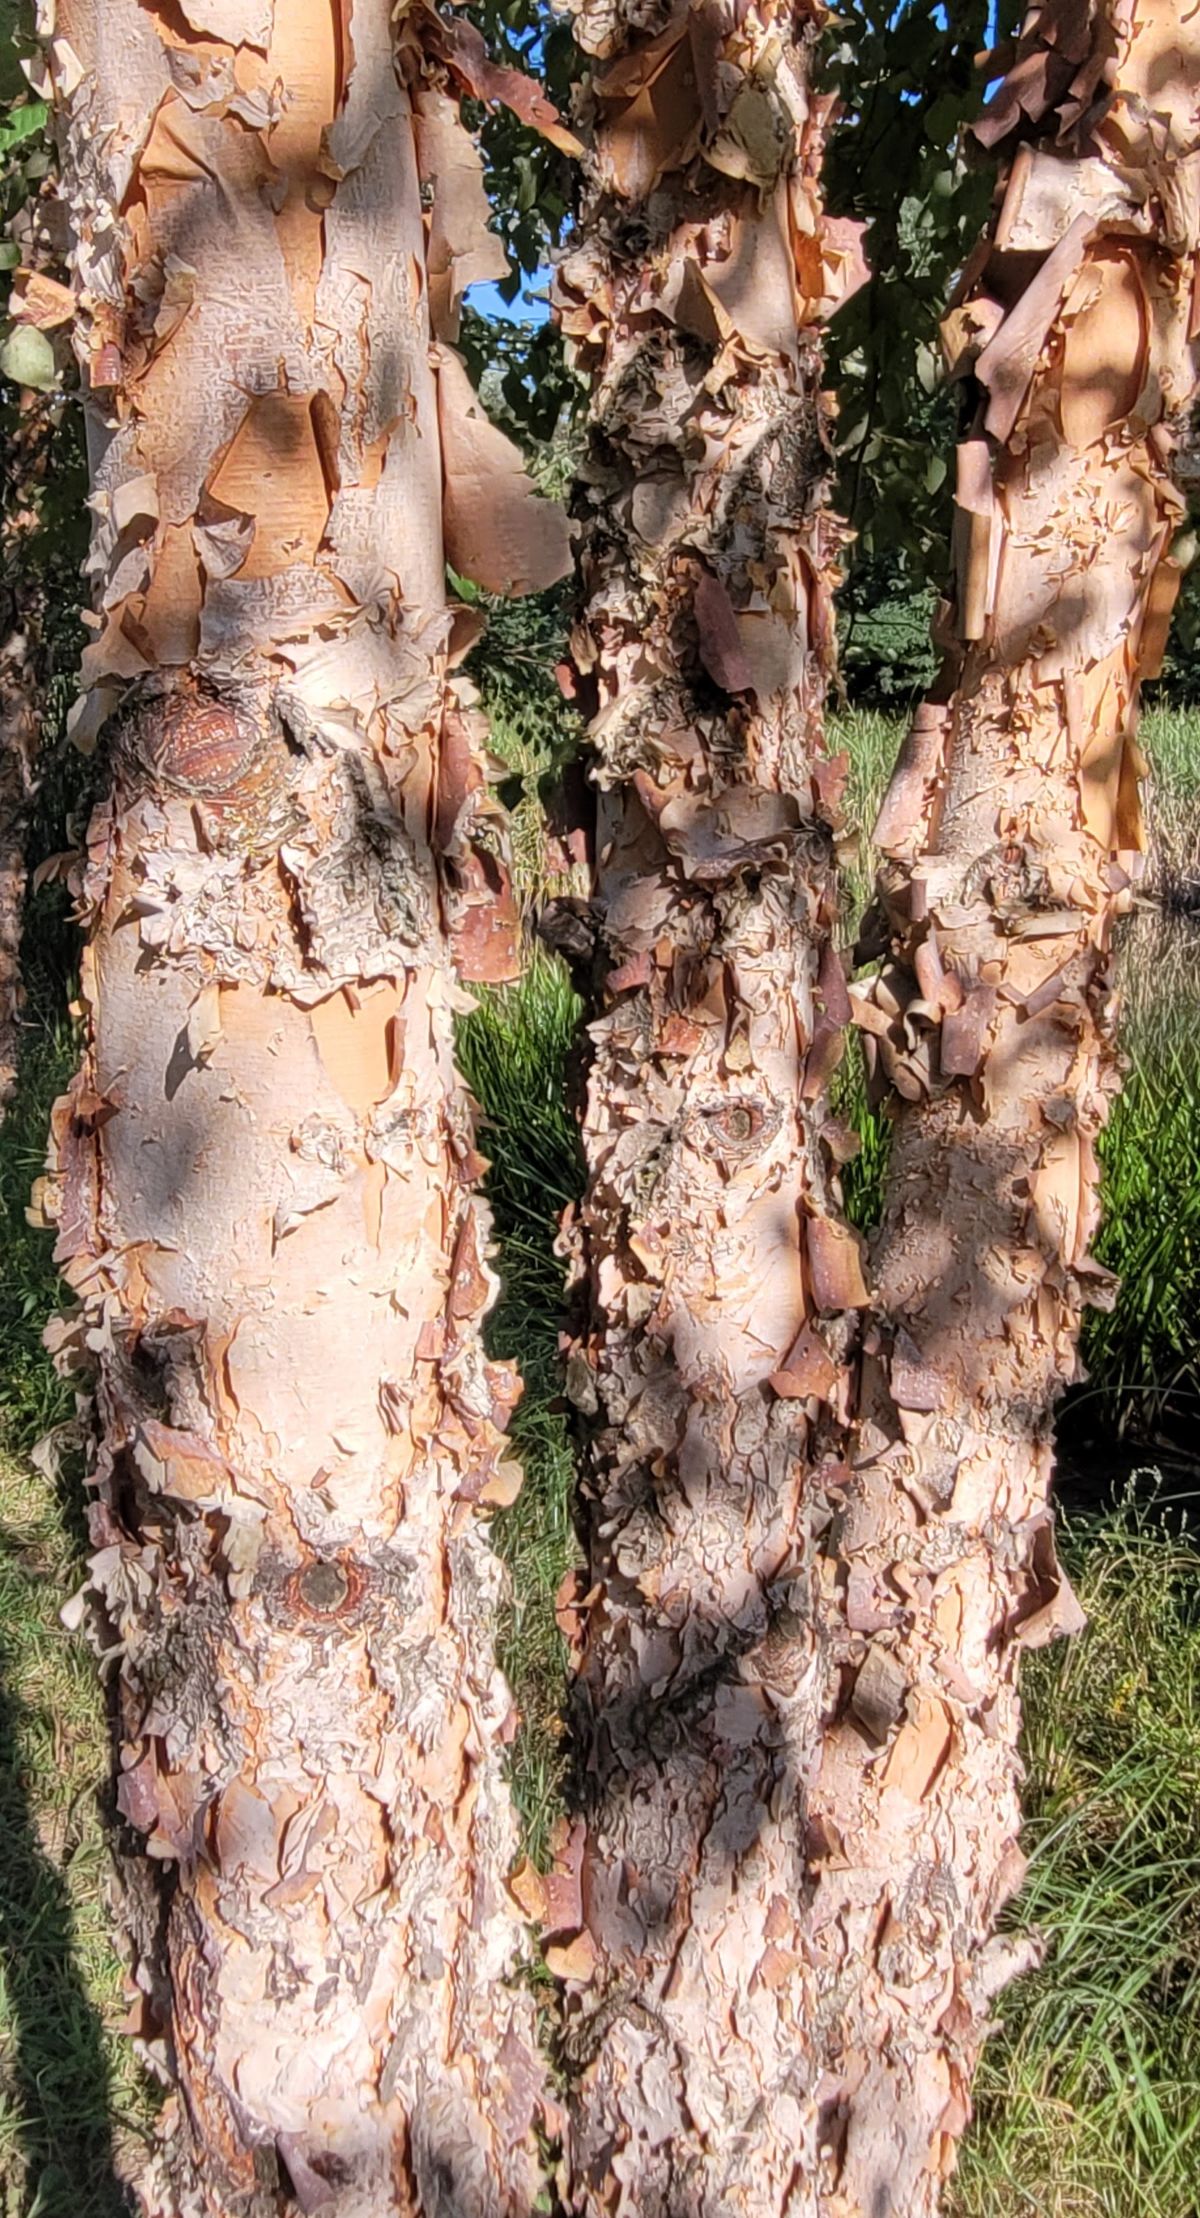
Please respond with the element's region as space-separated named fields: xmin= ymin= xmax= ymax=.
xmin=36 ymin=2 xmax=568 ymax=2211
xmin=553 ymin=4 xmax=866 ymax=2208
xmin=806 ymin=5 xmax=1200 ymax=2210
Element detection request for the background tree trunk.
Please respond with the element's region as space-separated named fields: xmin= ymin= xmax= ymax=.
xmin=39 ymin=2 xmax=566 ymax=2211
xmin=804 ymin=4 xmax=1200 ymax=2210
xmin=553 ymin=3 xmax=866 ymax=2208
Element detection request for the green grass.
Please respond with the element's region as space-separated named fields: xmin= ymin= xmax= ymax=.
xmin=0 ymin=1018 xmax=156 ymax=2215
xmin=829 ymin=703 xmax=902 ymax=926
xmin=457 ymin=950 xmax=584 ymax=1867
xmin=827 ymin=706 xmax=1200 ymax=1427
xmin=0 ymin=1448 xmax=157 ymax=2217
xmin=0 ymin=1018 xmax=74 ymax=1458
xmin=949 ymin=1492 xmax=1200 ymax=2218
xmin=0 ymin=677 xmax=1198 ymax=2212
xmin=1083 ymin=1023 xmax=1200 ymax=1425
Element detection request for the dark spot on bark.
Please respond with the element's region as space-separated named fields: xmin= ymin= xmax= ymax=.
xmin=689 ymin=1095 xmax=781 ymax=1162
xmin=297 ymin=1559 xmax=350 ymax=1614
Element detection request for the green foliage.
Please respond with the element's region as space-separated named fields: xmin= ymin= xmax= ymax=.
xmin=456 ymin=952 xmax=584 ymax=1866
xmin=0 ymin=6 xmax=52 ymax=373
xmin=0 ymin=1018 xmax=73 ymax=1457
xmin=837 ymin=563 xmax=939 ymax=705
xmin=1083 ymin=1026 xmax=1200 ymax=1423
xmin=465 ymin=582 xmax=584 ymax=898
xmin=457 ymin=580 xmax=586 ymax=1863
xmin=821 ymin=2 xmax=1032 ymax=689
xmin=823 ymin=1 xmax=1007 ymax=576
xmin=0 ymin=96 xmax=43 ymax=156
xmin=452 ymin=5 xmax=582 ymax=455
xmin=950 ymin=1494 xmax=1200 ymax=2218
xmin=460 ymin=306 xmax=579 ymax=450
xmin=462 ymin=304 xmax=585 ymax=462
xmin=467 ymin=0 xmax=578 ymax=293
xmin=0 ymin=317 xmax=52 ymax=388
xmin=1146 ymin=565 xmax=1200 ymax=703
xmin=0 ymin=1444 xmax=159 ymax=2218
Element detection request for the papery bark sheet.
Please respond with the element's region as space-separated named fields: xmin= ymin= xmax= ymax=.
xmin=554 ymin=2 xmax=865 ymax=2208
xmin=819 ymin=3 xmax=1200 ymax=2209
xmin=37 ymin=2 xmax=567 ymax=2211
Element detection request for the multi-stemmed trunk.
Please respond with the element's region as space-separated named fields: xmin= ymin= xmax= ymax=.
xmin=39 ymin=2 xmax=566 ymax=2211
xmin=808 ymin=4 xmax=1200 ymax=2209
xmin=556 ymin=2 xmax=1200 ymax=2214
xmin=553 ymin=2 xmax=866 ymax=2208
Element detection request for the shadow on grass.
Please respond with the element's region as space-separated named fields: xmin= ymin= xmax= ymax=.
xmin=0 ymin=1661 xmax=129 ymax=2218
xmin=0 ymin=960 xmax=133 ymax=2212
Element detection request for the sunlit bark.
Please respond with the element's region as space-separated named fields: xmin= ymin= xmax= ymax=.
xmin=553 ymin=3 xmax=866 ymax=2208
xmin=38 ymin=1 xmax=567 ymax=2210
xmin=811 ymin=3 xmax=1200 ymax=2207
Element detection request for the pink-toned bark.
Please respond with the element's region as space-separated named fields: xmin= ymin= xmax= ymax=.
xmin=36 ymin=1 xmax=568 ymax=2210
xmin=556 ymin=2 xmax=1200 ymax=2213
xmin=553 ymin=2 xmax=866 ymax=2208
xmin=806 ymin=4 xmax=1200 ymax=2208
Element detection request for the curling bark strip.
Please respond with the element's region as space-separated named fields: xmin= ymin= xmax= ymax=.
xmin=36 ymin=2 xmax=567 ymax=2211
xmin=553 ymin=3 xmax=867 ymax=2208
xmin=815 ymin=4 xmax=1200 ymax=2208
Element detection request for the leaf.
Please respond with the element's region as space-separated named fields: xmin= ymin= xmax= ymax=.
xmin=0 ymin=321 xmax=57 ymax=390
xmin=0 ymin=99 xmax=47 ymax=155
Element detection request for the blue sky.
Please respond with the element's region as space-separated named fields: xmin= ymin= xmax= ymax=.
xmin=464 ymin=0 xmax=1005 ymax=330
xmin=465 ymin=273 xmax=551 ymax=325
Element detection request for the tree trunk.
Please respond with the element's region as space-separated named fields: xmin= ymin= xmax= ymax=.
xmin=0 ymin=391 xmax=55 ymax=1110
xmin=553 ymin=3 xmax=866 ymax=2208
xmin=807 ymin=4 xmax=1200 ymax=2209
xmin=39 ymin=3 xmax=567 ymax=2211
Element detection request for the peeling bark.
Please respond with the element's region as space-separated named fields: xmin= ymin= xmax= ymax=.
xmin=37 ymin=2 xmax=568 ymax=2211
xmin=0 ymin=392 xmax=56 ymax=1110
xmin=553 ymin=3 xmax=866 ymax=2208
xmin=0 ymin=610 xmax=36 ymax=1110
xmin=812 ymin=5 xmax=1200 ymax=2209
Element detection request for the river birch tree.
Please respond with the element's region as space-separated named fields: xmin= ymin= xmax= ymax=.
xmin=807 ymin=1 xmax=1200 ymax=2208
xmin=554 ymin=0 xmax=1200 ymax=2213
xmin=33 ymin=1 xmax=567 ymax=2211
xmin=553 ymin=1 xmax=868 ymax=2208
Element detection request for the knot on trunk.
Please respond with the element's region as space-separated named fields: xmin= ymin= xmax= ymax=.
xmin=111 ymin=681 xmax=298 ymax=848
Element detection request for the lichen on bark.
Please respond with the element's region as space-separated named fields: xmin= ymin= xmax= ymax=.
xmin=35 ymin=1 xmax=568 ymax=2211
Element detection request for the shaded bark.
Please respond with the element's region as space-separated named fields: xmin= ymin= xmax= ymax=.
xmin=0 ymin=630 xmax=35 ymax=1107
xmin=808 ymin=3 xmax=1200 ymax=2209
xmin=553 ymin=3 xmax=866 ymax=2208
xmin=0 ymin=392 xmax=56 ymax=1110
xmin=36 ymin=2 xmax=568 ymax=2211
